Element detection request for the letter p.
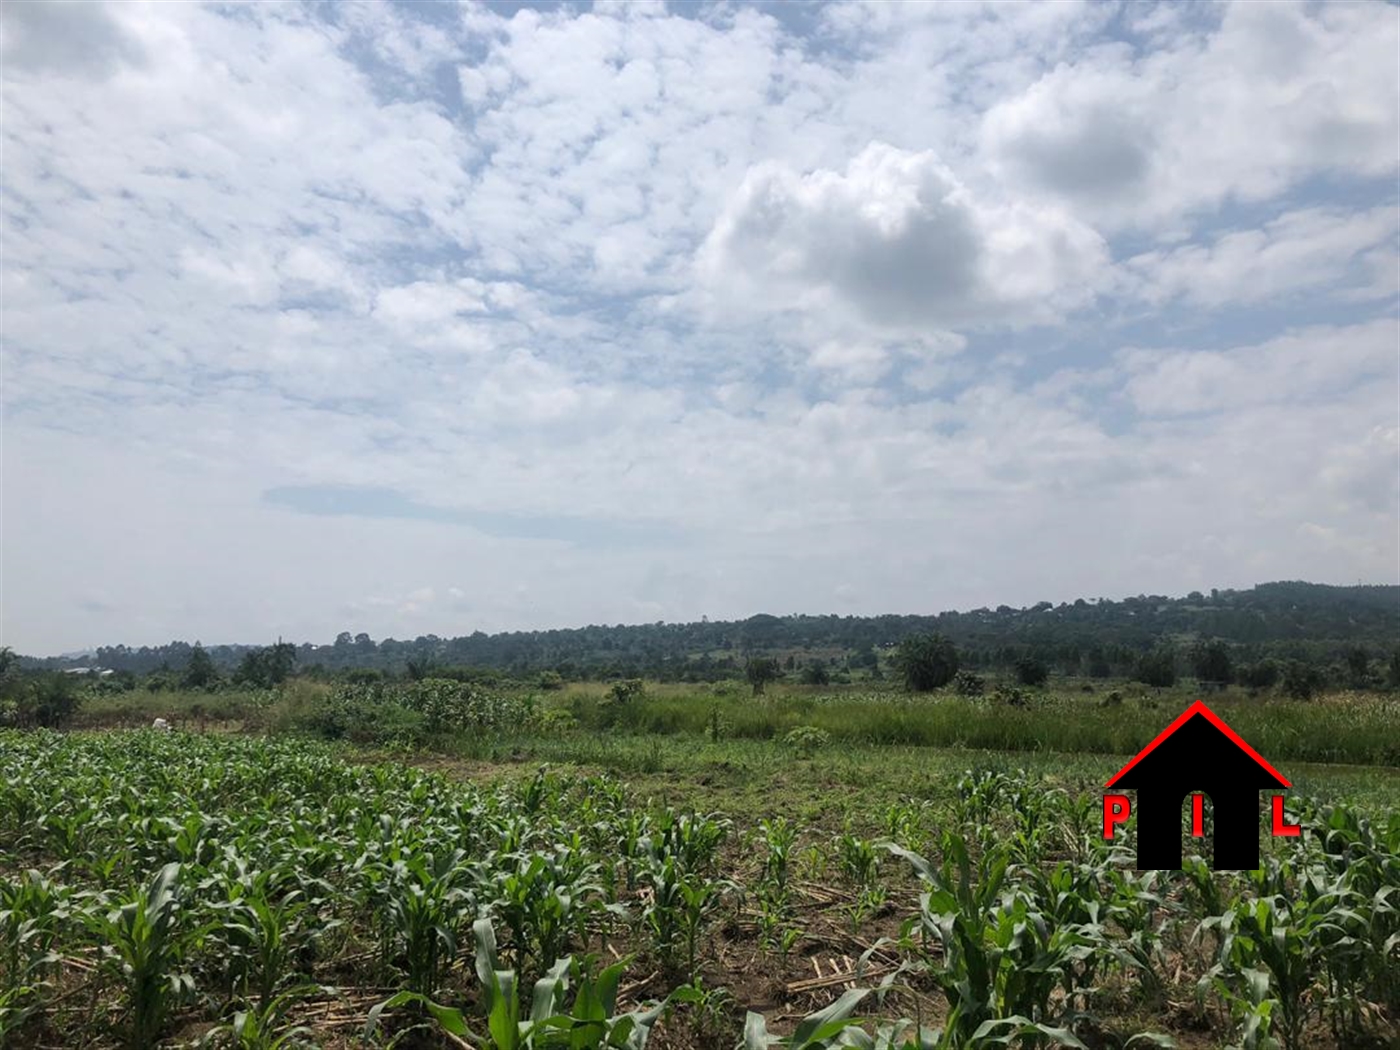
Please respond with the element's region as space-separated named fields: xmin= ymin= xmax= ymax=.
xmin=1103 ymin=794 xmax=1131 ymax=839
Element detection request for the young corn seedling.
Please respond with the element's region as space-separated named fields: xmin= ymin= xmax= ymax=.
xmin=760 ymin=818 xmax=798 ymax=899
xmin=383 ymin=848 xmax=476 ymax=999
xmin=0 ymin=868 xmax=69 ymax=1042
xmin=886 ymin=834 xmax=1124 ymax=1049
xmin=367 ymin=918 xmax=672 ymax=1050
xmin=199 ymin=986 xmax=322 ymax=1050
xmin=83 ymin=861 xmax=208 ymax=1050
xmin=213 ymin=877 xmax=332 ymax=1016
xmin=643 ymin=859 xmax=733 ymax=981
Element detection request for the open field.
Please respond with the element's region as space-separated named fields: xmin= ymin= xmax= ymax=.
xmin=3 ymin=679 xmax=1399 ymax=1049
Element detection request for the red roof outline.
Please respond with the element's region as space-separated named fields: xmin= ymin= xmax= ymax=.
xmin=1105 ymin=699 xmax=1291 ymax=788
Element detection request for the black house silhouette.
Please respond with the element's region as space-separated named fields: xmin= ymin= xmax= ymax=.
xmin=1106 ymin=700 xmax=1290 ymax=870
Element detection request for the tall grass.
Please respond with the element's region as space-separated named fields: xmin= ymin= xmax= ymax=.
xmin=566 ymin=689 xmax=1400 ymax=766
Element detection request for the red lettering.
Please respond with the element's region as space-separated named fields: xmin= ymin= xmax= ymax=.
xmin=1271 ymin=795 xmax=1301 ymax=837
xmin=1103 ymin=794 xmax=1131 ymax=839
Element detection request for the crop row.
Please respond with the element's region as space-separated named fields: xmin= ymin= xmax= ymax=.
xmin=1 ymin=731 xmax=1396 ymax=1049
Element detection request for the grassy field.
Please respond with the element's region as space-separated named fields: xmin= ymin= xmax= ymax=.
xmin=11 ymin=678 xmax=1398 ymax=1049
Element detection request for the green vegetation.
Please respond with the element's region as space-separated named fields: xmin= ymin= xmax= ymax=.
xmin=20 ymin=581 xmax=1400 ymax=686
xmin=3 ymin=593 xmax=1398 ymax=1049
xmin=3 ymin=729 xmax=1395 ymax=1049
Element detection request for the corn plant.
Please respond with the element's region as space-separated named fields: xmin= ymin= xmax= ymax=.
xmin=759 ymin=818 xmax=798 ymax=898
xmin=211 ymin=876 xmax=333 ymax=1014
xmin=199 ymin=987 xmax=321 ymax=1049
xmin=83 ymin=861 xmax=206 ymax=1049
xmin=643 ymin=858 xmax=733 ymax=980
xmin=837 ymin=833 xmax=879 ymax=890
xmin=0 ymin=868 xmax=68 ymax=1041
xmin=367 ymin=918 xmax=671 ymax=1049
xmin=886 ymin=834 xmax=1108 ymax=1048
xmin=1198 ymin=883 xmax=1367 ymax=1050
xmin=491 ymin=849 xmax=603 ymax=984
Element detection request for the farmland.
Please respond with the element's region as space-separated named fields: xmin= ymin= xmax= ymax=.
xmin=2 ymin=677 xmax=1398 ymax=1049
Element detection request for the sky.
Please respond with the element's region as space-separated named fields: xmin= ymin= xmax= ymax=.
xmin=2 ymin=0 xmax=1397 ymax=655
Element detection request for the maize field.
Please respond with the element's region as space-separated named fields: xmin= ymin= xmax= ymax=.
xmin=1 ymin=730 xmax=1396 ymax=1049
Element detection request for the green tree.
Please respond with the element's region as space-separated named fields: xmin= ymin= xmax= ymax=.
xmin=893 ymin=633 xmax=959 ymax=692
xmin=1133 ymin=647 xmax=1177 ymax=688
xmin=233 ymin=642 xmax=295 ymax=688
xmin=1014 ymin=656 xmax=1049 ymax=687
xmin=744 ymin=656 xmax=780 ymax=696
xmin=1281 ymin=659 xmax=1323 ymax=701
xmin=1239 ymin=659 xmax=1279 ymax=689
xmin=1344 ymin=646 xmax=1370 ymax=688
xmin=15 ymin=673 xmax=81 ymax=727
xmin=181 ymin=644 xmax=219 ymax=689
xmin=1191 ymin=639 xmax=1233 ymax=685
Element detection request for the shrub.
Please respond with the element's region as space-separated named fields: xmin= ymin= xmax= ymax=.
xmin=991 ymin=685 xmax=1028 ymax=707
xmin=783 ymin=725 xmax=830 ymax=756
xmin=893 ymin=634 xmax=959 ymax=692
xmin=1014 ymin=657 xmax=1049 ymax=687
xmin=6 ymin=674 xmax=83 ymax=728
xmin=953 ymin=671 xmax=985 ymax=697
xmin=608 ymin=678 xmax=646 ymax=705
xmin=1240 ymin=659 xmax=1280 ymax=689
xmin=536 ymin=708 xmax=578 ymax=733
xmin=1133 ymin=648 xmax=1177 ymax=688
xmin=1281 ymin=660 xmax=1323 ymax=701
xmin=745 ymin=658 xmax=780 ymax=696
xmin=291 ymin=691 xmax=426 ymax=746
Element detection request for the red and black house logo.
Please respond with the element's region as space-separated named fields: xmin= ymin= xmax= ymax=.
xmin=1102 ymin=701 xmax=1300 ymax=870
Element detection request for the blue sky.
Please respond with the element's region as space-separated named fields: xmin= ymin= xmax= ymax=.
xmin=2 ymin=0 xmax=1396 ymax=654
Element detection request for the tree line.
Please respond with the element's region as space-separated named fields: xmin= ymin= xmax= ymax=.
xmin=15 ymin=581 xmax=1400 ymax=689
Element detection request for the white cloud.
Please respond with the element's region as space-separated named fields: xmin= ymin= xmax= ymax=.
xmin=982 ymin=1 xmax=1400 ymax=228
xmin=1117 ymin=320 xmax=1396 ymax=417
xmin=1121 ymin=206 xmax=1400 ymax=308
xmin=698 ymin=143 xmax=1108 ymax=331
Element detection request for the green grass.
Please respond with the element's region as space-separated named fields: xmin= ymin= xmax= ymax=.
xmin=559 ymin=683 xmax=1400 ymax=766
xmin=73 ymin=678 xmax=1400 ymax=767
xmin=433 ymin=730 xmax=1400 ymax=837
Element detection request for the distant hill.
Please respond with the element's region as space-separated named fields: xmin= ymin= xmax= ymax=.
xmin=18 ymin=581 xmax=1400 ymax=681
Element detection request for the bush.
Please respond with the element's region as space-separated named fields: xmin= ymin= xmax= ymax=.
xmin=991 ymin=685 xmax=1028 ymax=707
xmin=745 ymin=658 xmax=781 ymax=696
xmin=893 ymin=634 xmax=959 ymax=692
xmin=1133 ymin=648 xmax=1177 ymax=688
xmin=783 ymin=725 xmax=830 ymax=756
xmin=800 ymin=663 xmax=831 ymax=686
xmin=952 ymin=671 xmax=985 ymax=697
xmin=1281 ymin=660 xmax=1323 ymax=701
xmin=536 ymin=708 xmax=578 ymax=733
xmin=1013 ymin=657 xmax=1049 ymax=687
xmin=4 ymin=674 xmax=83 ymax=728
xmin=538 ymin=671 xmax=565 ymax=690
xmin=1239 ymin=659 xmax=1279 ymax=689
xmin=278 ymin=690 xmax=426 ymax=746
xmin=607 ymin=678 xmax=646 ymax=705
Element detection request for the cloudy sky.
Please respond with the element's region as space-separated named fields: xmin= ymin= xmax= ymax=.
xmin=2 ymin=0 xmax=1397 ymax=655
